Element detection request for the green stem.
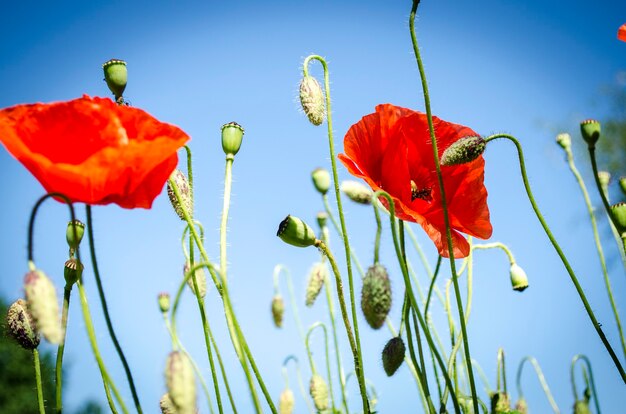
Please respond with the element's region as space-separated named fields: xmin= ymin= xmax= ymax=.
xmin=55 ymin=285 xmax=72 ymax=413
xmin=516 ymin=356 xmax=559 ymax=413
xmin=33 ymin=349 xmax=46 ymax=414
xmin=497 ymin=348 xmax=507 ymax=393
xmin=373 ymin=198 xmax=382 ymax=264
xmin=322 ymin=195 xmax=366 ymax=277
xmin=283 ymin=356 xmax=314 ymax=414
xmin=588 ymin=147 xmax=624 ymax=245
xmin=306 ymin=322 xmax=336 ymax=413
xmin=571 ymin=355 xmax=601 ymax=414
xmin=423 ymin=256 xmax=443 ymax=317
xmin=273 ymin=265 xmax=306 ymax=342
xmin=470 ymin=359 xmax=492 ymax=396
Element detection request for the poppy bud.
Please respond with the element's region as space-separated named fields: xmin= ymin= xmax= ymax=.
xmin=184 ymin=262 xmax=207 ymax=299
xmin=341 ymin=180 xmax=373 ymax=205
xmin=279 ymin=388 xmax=295 ymax=414
xmin=597 ymin=171 xmax=611 ymax=189
xmin=440 ymin=136 xmax=486 ymax=166
xmin=305 ymin=262 xmax=328 ymax=307
xmin=311 ymin=168 xmax=331 ymax=195
xmin=316 ymin=211 xmax=328 ymax=229
xmin=221 ymin=122 xmax=244 ymax=156
xmin=167 ymin=169 xmax=193 ymax=220
xmin=165 ymin=351 xmax=196 ymax=414
xmin=102 ymin=59 xmax=127 ymax=100
xmin=158 ymin=292 xmax=171 ymax=313
xmin=556 ymin=133 xmax=572 ymax=150
xmin=159 ymin=393 xmax=177 ymax=414
xmin=580 ymin=119 xmax=601 ymax=147
xmin=382 ymin=336 xmax=405 ymax=376
xmin=490 ymin=392 xmax=511 ymax=413
xmin=271 ymin=294 xmax=285 ymax=328
xmin=64 ymin=258 xmax=83 ymax=286
xmin=619 ymin=176 xmax=626 ymax=196
xmin=573 ymin=400 xmax=591 ymax=414
xmin=66 ymin=220 xmax=85 ymax=251
xmin=514 ymin=398 xmax=528 ymax=414
xmin=24 ymin=269 xmax=63 ymax=344
xmin=299 ymin=75 xmax=325 ymax=126
xmin=361 ymin=264 xmax=392 ymax=329
xmin=6 ymin=298 xmax=40 ymax=350
xmin=509 ymin=263 xmax=529 ymax=292
xmin=610 ymin=202 xmax=626 ymax=234
xmin=277 ymin=215 xmax=318 ymax=248
xmin=309 ymin=374 xmax=329 ymax=411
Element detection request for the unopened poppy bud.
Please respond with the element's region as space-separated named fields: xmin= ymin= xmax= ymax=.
xmin=341 ymin=180 xmax=373 ymax=204
xmin=66 ymin=220 xmax=85 ymax=251
xmin=102 ymin=59 xmax=127 ymax=100
xmin=299 ymin=75 xmax=325 ymax=126
xmin=309 ymin=374 xmax=329 ymax=411
xmin=279 ymin=388 xmax=295 ymax=414
xmin=573 ymin=400 xmax=591 ymax=414
xmin=490 ymin=392 xmax=511 ymax=413
xmin=64 ymin=258 xmax=84 ymax=286
xmin=556 ymin=133 xmax=572 ymax=150
xmin=311 ymin=168 xmax=331 ymax=195
xmin=316 ymin=211 xmax=328 ymax=229
xmin=184 ymin=262 xmax=207 ymax=298
xmin=440 ymin=136 xmax=486 ymax=166
xmin=271 ymin=294 xmax=285 ymax=328
xmin=597 ymin=171 xmax=611 ymax=189
xmin=610 ymin=202 xmax=626 ymax=234
xmin=514 ymin=398 xmax=528 ymax=414
xmin=619 ymin=177 xmax=626 ymax=195
xmin=580 ymin=119 xmax=601 ymax=147
xmin=382 ymin=336 xmax=405 ymax=376
xmin=6 ymin=299 xmax=40 ymax=350
xmin=361 ymin=264 xmax=392 ymax=329
xmin=167 ymin=169 xmax=193 ymax=220
xmin=165 ymin=351 xmax=196 ymax=414
xmin=24 ymin=269 xmax=63 ymax=344
xmin=277 ymin=215 xmax=318 ymax=248
xmin=305 ymin=262 xmax=327 ymax=307
xmin=159 ymin=393 xmax=177 ymax=414
xmin=221 ymin=122 xmax=244 ymax=156
xmin=158 ymin=293 xmax=171 ymax=313
xmin=509 ymin=263 xmax=529 ymax=292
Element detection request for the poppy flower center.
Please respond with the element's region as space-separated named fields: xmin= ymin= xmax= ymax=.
xmin=410 ymin=180 xmax=432 ymax=203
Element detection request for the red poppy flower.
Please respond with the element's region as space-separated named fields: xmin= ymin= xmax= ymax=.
xmin=619 ymin=24 xmax=626 ymax=42
xmin=338 ymin=104 xmax=492 ymax=258
xmin=0 ymin=95 xmax=189 ymax=208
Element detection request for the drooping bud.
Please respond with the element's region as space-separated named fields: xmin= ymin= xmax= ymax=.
xmin=311 ymin=168 xmax=331 ymax=195
xmin=509 ymin=263 xmax=529 ymax=292
xmin=490 ymin=392 xmax=511 ymax=413
xmin=102 ymin=59 xmax=128 ymax=100
xmin=382 ymin=336 xmax=405 ymax=376
xmin=158 ymin=293 xmax=171 ymax=313
xmin=309 ymin=374 xmax=329 ymax=411
xmin=610 ymin=202 xmax=626 ymax=234
xmin=597 ymin=171 xmax=611 ymax=189
xmin=64 ymin=258 xmax=84 ymax=286
xmin=341 ymin=180 xmax=373 ymax=205
xmin=184 ymin=262 xmax=207 ymax=299
xmin=159 ymin=393 xmax=177 ymax=414
xmin=580 ymin=119 xmax=601 ymax=147
xmin=271 ymin=294 xmax=285 ymax=328
xmin=24 ymin=270 xmax=63 ymax=344
xmin=221 ymin=122 xmax=244 ymax=156
xmin=278 ymin=388 xmax=295 ymax=414
xmin=6 ymin=299 xmax=40 ymax=350
xmin=305 ymin=262 xmax=328 ymax=307
xmin=361 ymin=264 xmax=392 ymax=329
xmin=66 ymin=220 xmax=85 ymax=251
xmin=440 ymin=136 xmax=486 ymax=166
xmin=573 ymin=400 xmax=592 ymax=414
xmin=514 ymin=398 xmax=528 ymax=414
xmin=277 ymin=215 xmax=317 ymax=248
xmin=167 ymin=169 xmax=193 ymax=220
xmin=316 ymin=212 xmax=328 ymax=229
xmin=619 ymin=177 xmax=626 ymax=195
xmin=299 ymin=76 xmax=325 ymax=126
xmin=556 ymin=133 xmax=572 ymax=150
xmin=165 ymin=351 xmax=196 ymax=414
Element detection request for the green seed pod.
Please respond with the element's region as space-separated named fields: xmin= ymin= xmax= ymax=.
xmin=277 ymin=215 xmax=317 ymax=248
xmin=514 ymin=398 xmax=528 ymax=414
xmin=167 ymin=169 xmax=193 ymax=220
xmin=299 ymin=75 xmax=325 ymax=126
xmin=580 ymin=119 xmax=601 ymax=147
xmin=102 ymin=59 xmax=128 ymax=100
xmin=509 ymin=263 xmax=529 ymax=292
xmin=361 ymin=264 xmax=392 ymax=329
xmin=309 ymin=374 xmax=329 ymax=411
xmin=619 ymin=177 xmax=626 ymax=196
xmin=158 ymin=293 xmax=171 ymax=313
xmin=24 ymin=269 xmax=63 ymax=344
xmin=610 ymin=202 xmax=626 ymax=234
xmin=6 ymin=299 xmax=40 ymax=350
xmin=382 ymin=336 xmax=405 ymax=376
xmin=279 ymin=388 xmax=295 ymax=414
xmin=341 ymin=180 xmax=373 ymax=205
xmin=221 ymin=122 xmax=244 ymax=156
xmin=64 ymin=258 xmax=84 ymax=286
xmin=271 ymin=294 xmax=285 ymax=328
xmin=556 ymin=133 xmax=572 ymax=150
xmin=305 ymin=262 xmax=328 ymax=307
xmin=440 ymin=136 xmax=486 ymax=166
xmin=316 ymin=211 xmax=328 ymax=229
xmin=184 ymin=262 xmax=207 ymax=299
xmin=165 ymin=351 xmax=196 ymax=414
xmin=159 ymin=393 xmax=177 ymax=414
xmin=66 ymin=220 xmax=85 ymax=251
xmin=490 ymin=391 xmax=511 ymax=413
xmin=311 ymin=168 xmax=331 ymax=195
xmin=573 ymin=400 xmax=591 ymax=414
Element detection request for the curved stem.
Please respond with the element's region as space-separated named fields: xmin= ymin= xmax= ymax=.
xmin=322 ymin=195 xmax=366 ymax=277
xmin=571 ymin=355 xmax=601 ymax=414
xmin=516 ymin=356 xmax=559 ymax=413
xmin=424 ymin=256 xmax=443 ymax=317
xmin=274 ymin=265 xmax=305 ymax=342
xmin=283 ymin=356 xmax=314 ymax=414
xmin=306 ymin=322 xmax=336 ymax=413
xmin=55 ymin=285 xmax=72 ymax=413
xmin=588 ymin=147 xmax=624 ymax=242
xmin=470 ymin=359 xmax=492 ymax=396
xmin=33 ymin=349 xmax=45 ymax=414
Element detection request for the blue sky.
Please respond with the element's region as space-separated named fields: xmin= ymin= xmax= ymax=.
xmin=1 ymin=0 xmax=625 ymax=413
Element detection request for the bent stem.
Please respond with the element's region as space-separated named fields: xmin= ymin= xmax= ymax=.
xmin=273 ymin=265 xmax=306 ymax=341
xmin=283 ymin=356 xmax=314 ymax=414
xmin=55 ymin=285 xmax=72 ymax=413
xmin=588 ymin=147 xmax=624 ymax=247
xmin=306 ymin=322 xmax=336 ymax=413
xmin=516 ymin=356 xmax=559 ymax=413
xmin=33 ymin=349 xmax=45 ymax=414
xmin=571 ymin=355 xmax=601 ymax=414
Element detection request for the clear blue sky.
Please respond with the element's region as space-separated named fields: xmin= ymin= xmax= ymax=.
xmin=1 ymin=0 xmax=625 ymax=412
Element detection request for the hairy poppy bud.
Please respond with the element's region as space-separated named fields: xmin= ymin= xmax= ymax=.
xmin=102 ymin=59 xmax=127 ymax=100
xmin=556 ymin=133 xmax=572 ymax=150
xmin=158 ymin=293 xmax=171 ymax=313
xmin=514 ymin=398 xmax=528 ymax=414
xmin=165 ymin=351 xmax=196 ymax=414
xmin=277 ymin=215 xmax=318 ymax=248
xmin=66 ymin=220 xmax=85 ymax=251
xmin=271 ymin=294 xmax=285 ymax=328
xmin=382 ymin=336 xmax=405 ymax=376
xmin=440 ymin=136 xmax=486 ymax=166
xmin=279 ymin=388 xmax=295 ymax=414
xmin=580 ymin=119 xmax=601 ymax=147
xmin=309 ymin=374 xmax=329 ymax=411
xmin=299 ymin=76 xmax=325 ymax=126
xmin=490 ymin=392 xmax=511 ymax=413
xmin=184 ymin=262 xmax=207 ymax=299
xmin=221 ymin=122 xmax=244 ymax=156
xmin=611 ymin=202 xmax=626 ymax=234
xmin=341 ymin=180 xmax=373 ymax=205
xmin=361 ymin=264 xmax=392 ymax=329
xmin=598 ymin=171 xmax=611 ymax=189
xmin=573 ymin=400 xmax=591 ymax=414
xmin=6 ymin=299 xmax=40 ymax=350
xmin=316 ymin=212 xmax=328 ymax=229
xmin=305 ymin=262 xmax=327 ymax=307
xmin=159 ymin=393 xmax=177 ymax=414
xmin=510 ymin=263 xmax=529 ymax=292
xmin=311 ymin=168 xmax=331 ymax=195
xmin=64 ymin=258 xmax=83 ymax=286
xmin=24 ymin=269 xmax=63 ymax=344
xmin=167 ymin=169 xmax=193 ymax=220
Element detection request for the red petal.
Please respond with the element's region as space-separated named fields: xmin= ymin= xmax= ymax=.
xmin=619 ymin=24 xmax=626 ymax=42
